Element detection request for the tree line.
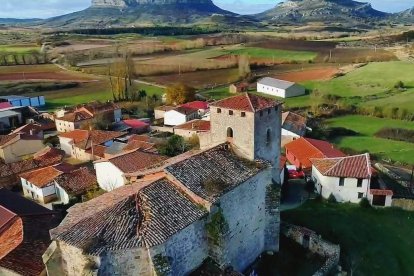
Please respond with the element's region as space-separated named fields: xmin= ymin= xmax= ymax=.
xmin=0 ymin=51 xmax=49 ymax=66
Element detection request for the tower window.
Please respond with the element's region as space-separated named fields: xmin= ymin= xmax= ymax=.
xmin=241 ymin=112 xmax=246 ymax=117
xmin=260 ymin=111 xmax=263 ymax=117
xmin=268 ymin=109 xmax=271 ymax=115
xmin=229 ymin=110 xmax=234 ymax=115
xmin=266 ymin=129 xmax=271 ymax=145
xmin=227 ymin=127 xmax=234 ymax=138
xmin=217 ymin=108 xmax=221 ymax=113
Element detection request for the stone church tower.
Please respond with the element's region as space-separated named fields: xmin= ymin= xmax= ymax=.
xmin=203 ymin=92 xmax=282 ymax=252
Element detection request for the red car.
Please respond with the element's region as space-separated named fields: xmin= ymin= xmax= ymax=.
xmin=288 ymin=166 xmax=305 ymax=179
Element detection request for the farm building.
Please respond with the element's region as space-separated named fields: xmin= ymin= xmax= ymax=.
xmin=310 ymin=154 xmax=373 ymax=204
xmin=285 ymin=137 xmax=345 ymax=171
xmin=229 ymin=83 xmax=249 ymax=94
xmin=0 ymin=95 xmax=45 ymax=108
xmin=0 ymin=188 xmax=61 ymax=276
xmin=257 ymin=77 xmax=305 ymax=98
xmin=282 ymin=111 xmax=308 ymax=139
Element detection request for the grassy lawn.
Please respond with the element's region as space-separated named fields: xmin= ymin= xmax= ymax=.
xmin=0 ymin=44 xmax=40 ymax=53
xmin=326 ymin=115 xmax=414 ymax=164
xmin=200 ymin=86 xmax=232 ymax=100
xmin=282 ymin=201 xmax=414 ymax=275
xmin=305 ymin=61 xmax=414 ymax=98
xmin=222 ymin=47 xmax=317 ymax=62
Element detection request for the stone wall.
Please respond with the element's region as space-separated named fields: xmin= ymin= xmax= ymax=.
xmin=392 ymin=198 xmax=414 ymax=211
xmin=56 ymin=241 xmax=100 ymax=276
xmin=281 ymin=223 xmax=340 ymax=276
xmin=99 ymin=248 xmax=152 ymax=276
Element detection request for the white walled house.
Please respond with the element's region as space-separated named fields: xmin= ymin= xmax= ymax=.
xmin=257 ymin=77 xmax=305 ymax=98
xmin=164 ymin=106 xmax=199 ymax=126
xmin=94 ymin=149 xmax=167 ymax=191
xmin=311 ymin=154 xmax=372 ymax=203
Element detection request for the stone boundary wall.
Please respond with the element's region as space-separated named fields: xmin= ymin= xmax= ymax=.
xmin=150 ymin=126 xmax=174 ymax=133
xmin=374 ymin=163 xmax=410 ymax=187
xmin=392 ymin=198 xmax=414 ymax=211
xmin=281 ymin=223 xmax=340 ymax=276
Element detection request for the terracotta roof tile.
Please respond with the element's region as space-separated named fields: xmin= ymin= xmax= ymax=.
xmin=180 ymin=101 xmax=209 ymax=110
xmin=122 ymin=119 xmax=149 ymax=129
xmin=172 ymin=106 xmax=199 ymax=115
xmin=282 ymin=111 xmax=307 ymax=136
xmin=0 ymin=134 xmax=18 ymax=147
xmin=370 ymin=189 xmax=393 ymax=196
xmin=107 ymin=150 xmax=167 ymax=173
xmin=12 ymin=123 xmax=44 ymax=136
xmin=19 ymin=165 xmax=66 ymax=188
xmin=60 ymin=130 xmax=126 ymax=150
xmin=55 ymin=168 xmax=97 ymax=196
xmin=59 ymin=129 xmax=89 ymax=143
xmin=175 ymin=119 xmax=211 ymax=132
xmin=311 ymin=154 xmax=372 ymax=179
xmin=59 ymin=110 xmax=93 ymax=122
xmin=85 ymin=145 xmax=107 ymax=158
xmin=285 ymin=137 xmax=345 ymax=169
xmin=123 ymin=140 xmax=157 ymax=153
xmin=210 ymin=93 xmax=281 ymax=112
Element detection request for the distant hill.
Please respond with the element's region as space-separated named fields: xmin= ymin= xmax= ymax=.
xmin=394 ymin=7 xmax=414 ymax=23
xmin=0 ymin=18 xmax=41 ymax=25
xmin=42 ymin=0 xmax=239 ymax=28
xmin=256 ymin=0 xmax=389 ymax=25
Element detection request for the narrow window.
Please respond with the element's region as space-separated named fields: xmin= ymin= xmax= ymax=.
xmin=268 ymin=109 xmax=271 ymax=115
xmin=357 ymin=179 xmax=363 ymax=187
xmin=229 ymin=110 xmax=233 ymax=115
xmin=217 ymin=108 xmax=221 ymax=113
xmin=227 ymin=127 xmax=234 ymax=138
xmin=266 ymin=129 xmax=271 ymax=145
xmin=358 ymin=192 xmax=364 ymax=199
xmin=260 ymin=111 xmax=263 ymax=117
xmin=339 ymin=178 xmax=345 ymax=186
xmin=241 ymin=112 xmax=246 ymax=117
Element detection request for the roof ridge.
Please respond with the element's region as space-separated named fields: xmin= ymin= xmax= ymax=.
xmin=245 ymin=93 xmax=255 ymax=112
xmin=324 ymin=158 xmax=344 ymax=175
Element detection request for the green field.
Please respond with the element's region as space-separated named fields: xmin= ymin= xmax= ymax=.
xmin=0 ymin=45 xmax=40 ymax=53
xmin=326 ymin=115 xmax=414 ymax=164
xmin=282 ymin=201 xmax=414 ymax=275
xmin=222 ymin=47 xmax=317 ymax=62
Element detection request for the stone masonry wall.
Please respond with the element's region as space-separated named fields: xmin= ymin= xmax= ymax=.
xmin=217 ymin=170 xmax=277 ymax=272
xmin=57 ymin=241 xmax=100 ymax=276
xmin=99 ymin=248 xmax=152 ymax=276
xmin=281 ymin=223 xmax=340 ymax=276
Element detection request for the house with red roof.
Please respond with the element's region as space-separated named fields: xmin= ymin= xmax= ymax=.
xmin=174 ymin=119 xmax=211 ymax=139
xmin=0 ymin=133 xmax=45 ymax=164
xmin=122 ymin=119 xmax=150 ymax=134
xmin=310 ymin=153 xmax=374 ymax=204
xmin=161 ymin=101 xmax=209 ymax=126
xmin=284 ymin=137 xmax=345 ymax=171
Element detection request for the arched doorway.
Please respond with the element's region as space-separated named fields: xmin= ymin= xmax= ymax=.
xmin=227 ymin=127 xmax=234 ymax=139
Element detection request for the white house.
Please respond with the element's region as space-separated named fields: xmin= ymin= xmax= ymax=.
xmin=94 ymin=149 xmax=167 ymax=191
xmin=257 ymin=77 xmax=305 ymax=98
xmin=164 ymin=106 xmax=199 ymax=126
xmin=311 ymin=154 xmax=372 ymax=203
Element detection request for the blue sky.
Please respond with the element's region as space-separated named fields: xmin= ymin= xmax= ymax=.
xmin=0 ymin=0 xmax=412 ymax=19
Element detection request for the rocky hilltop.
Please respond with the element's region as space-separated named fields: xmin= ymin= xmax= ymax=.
xmin=257 ymin=0 xmax=388 ymax=24
xmin=395 ymin=7 xmax=414 ymax=23
xmin=91 ymin=0 xmax=214 ymax=8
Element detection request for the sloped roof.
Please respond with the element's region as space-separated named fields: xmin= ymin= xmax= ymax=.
xmin=59 ymin=130 xmax=89 ymax=143
xmin=51 ymin=178 xmax=207 ymax=255
xmin=55 ymin=168 xmax=97 ymax=196
xmin=122 ymin=119 xmax=149 ymax=129
xmin=171 ymin=106 xmax=199 ymax=115
xmin=210 ymin=93 xmax=281 ymax=112
xmin=0 ymin=102 xmax=13 ymax=110
xmin=311 ymin=154 xmax=372 ymax=179
xmin=60 ymin=130 xmax=125 ymax=150
xmin=285 ymin=137 xmax=345 ymax=169
xmin=12 ymin=123 xmax=44 ymax=135
xmin=282 ymin=111 xmax=307 ymax=136
xmin=258 ymin=77 xmax=295 ymax=89
xmin=0 ymin=134 xmax=18 ymax=147
xmin=165 ymin=144 xmax=269 ymax=202
xmin=174 ymin=119 xmax=211 ymax=132
xmin=105 ymin=149 xmax=168 ymax=174
xmin=180 ymin=101 xmax=209 ymax=110
xmin=59 ymin=110 xmax=93 ymax=123
xmin=19 ymin=164 xmax=74 ymax=188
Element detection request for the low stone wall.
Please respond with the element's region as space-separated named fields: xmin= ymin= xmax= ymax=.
xmin=150 ymin=126 xmax=174 ymax=133
xmin=281 ymin=223 xmax=340 ymax=276
xmin=392 ymin=198 xmax=414 ymax=211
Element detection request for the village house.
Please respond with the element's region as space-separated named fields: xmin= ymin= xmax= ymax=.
xmin=174 ymin=119 xmax=211 ymax=139
xmin=103 ymin=136 xmax=157 ymax=158
xmin=0 ymin=147 xmax=65 ymax=190
xmin=95 ymin=149 xmax=167 ymax=191
xmin=0 ymin=133 xmax=45 ymax=164
xmin=285 ymin=137 xmax=345 ymax=172
xmin=59 ymin=129 xmax=126 ymax=161
xmin=44 ymin=93 xmax=283 ymax=275
xmin=55 ymin=101 xmax=121 ymax=133
xmin=311 ymin=154 xmax=373 ymax=203
xmin=122 ymin=119 xmax=150 ymax=134
xmin=164 ymin=106 xmax=199 ymax=126
xmin=0 ymin=105 xmax=39 ymax=134
xmin=281 ymin=111 xmax=308 ymax=140
xmin=257 ymin=77 xmax=305 ymax=98
xmin=0 ymin=188 xmax=61 ymax=276
xmin=154 ymin=105 xmax=175 ymax=120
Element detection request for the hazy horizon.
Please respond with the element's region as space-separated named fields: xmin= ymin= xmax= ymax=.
xmin=0 ymin=0 xmax=412 ymax=19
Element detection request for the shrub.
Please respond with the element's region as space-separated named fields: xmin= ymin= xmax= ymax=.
xmin=394 ymin=81 xmax=405 ymax=89
xmin=158 ymin=135 xmax=187 ymax=157
xmin=359 ymin=198 xmax=371 ymax=208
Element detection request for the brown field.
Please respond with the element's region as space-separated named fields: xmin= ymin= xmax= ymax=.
xmin=273 ymin=67 xmax=339 ymax=82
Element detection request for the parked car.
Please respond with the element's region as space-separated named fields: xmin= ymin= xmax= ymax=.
xmin=287 ymin=165 xmax=305 ymax=179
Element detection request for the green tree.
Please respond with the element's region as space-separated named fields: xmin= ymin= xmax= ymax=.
xmin=165 ymin=83 xmax=196 ymax=105
xmin=158 ymin=135 xmax=188 ymax=157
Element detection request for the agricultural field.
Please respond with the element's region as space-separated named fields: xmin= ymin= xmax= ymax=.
xmin=283 ymin=200 xmax=414 ymax=275
xmin=0 ymin=44 xmax=40 ymax=53
xmin=220 ymin=47 xmax=317 ymax=62
xmin=326 ymin=115 xmax=414 ymax=164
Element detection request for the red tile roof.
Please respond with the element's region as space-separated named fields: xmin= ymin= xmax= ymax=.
xmin=0 ymin=206 xmax=17 ymax=234
xmin=106 ymin=150 xmax=168 ymax=173
xmin=85 ymin=144 xmax=107 ymax=158
xmin=129 ymin=134 xmax=150 ymax=143
xmin=174 ymin=119 xmax=211 ymax=132
xmin=285 ymin=137 xmax=345 ymax=169
xmin=172 ymin=106 xmax=199 ymax=115
xmin=0 ymin=134 xmax=18 ymax=147
xmin=370 ymin=189 xmax=394 ymax=196
xmin=12 ymin=123 xmax=44 ymax=136
xmin=123 ymin=119 xmax=149 ymax=129
xmin=210 ymin=93 xmax=281 ymax=112
xmin=19 ymin=165 xmax=68 ymax=188
xmin=180 ymin=101 xmax=209 ymax=110
xmin=123 ymin=140 xmax=157 ymax=153
xmin=60 ymin=130 xmax=126 ymax=150
xmin=282 ymin=111 xmax=307 ymax=136
xmin=311 ymin=154 xmax=372 ymax=179
xmin=55 ymin=168 xmax=97 ymax=196
xmin=59 ymin=129 xmax=89 ymax=143
xmin=59 ymin=110 xmax=93 ymax=123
